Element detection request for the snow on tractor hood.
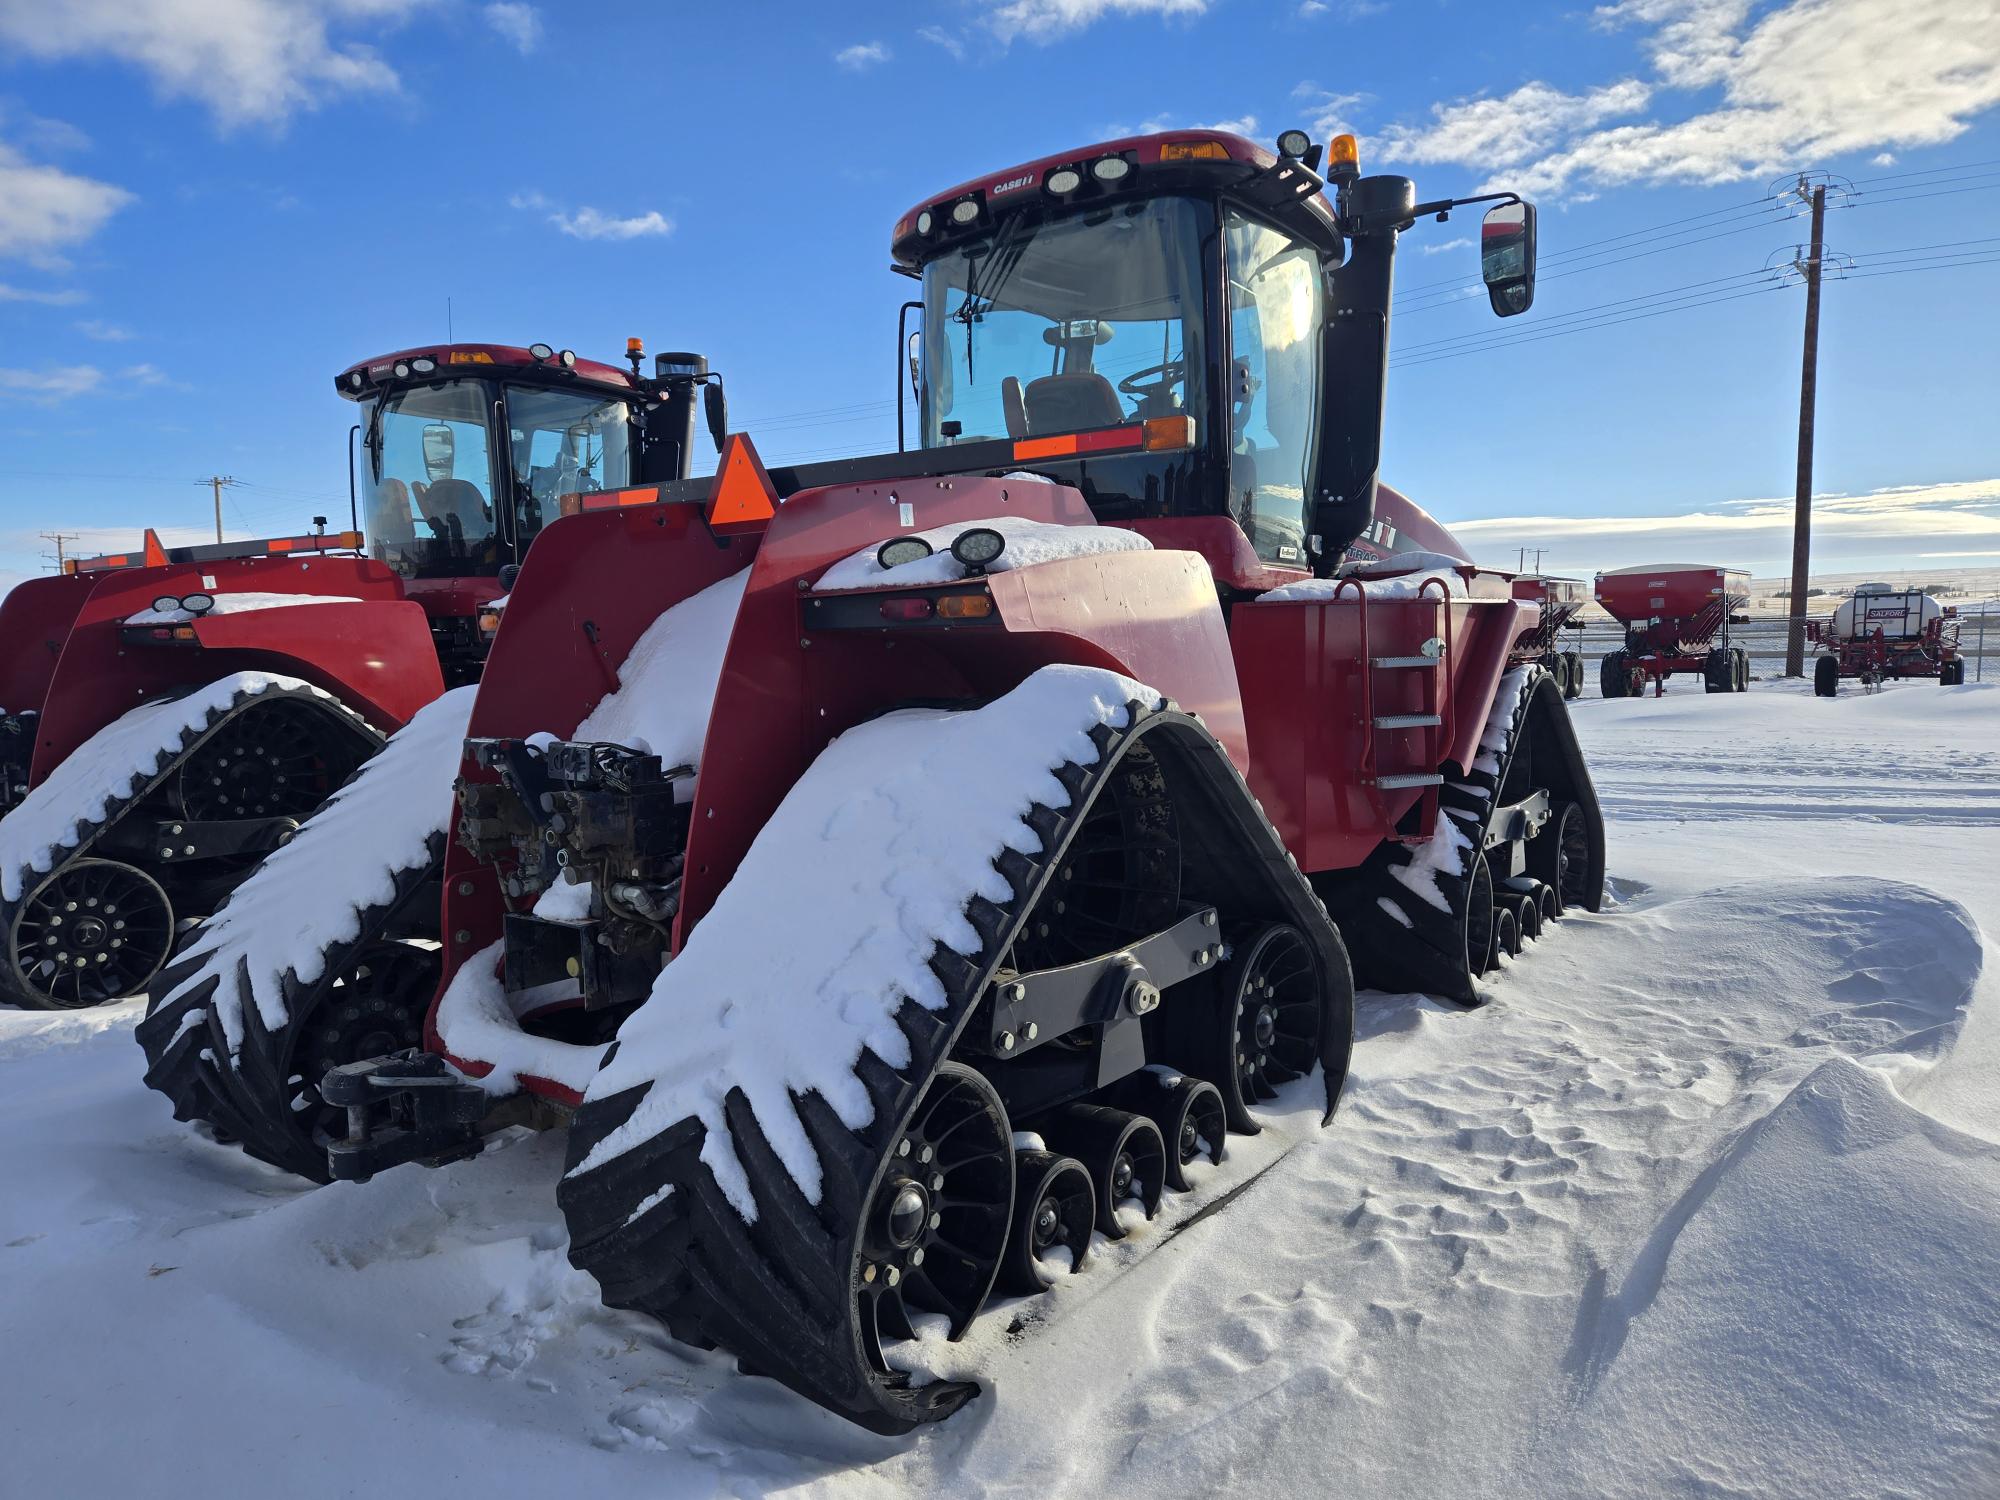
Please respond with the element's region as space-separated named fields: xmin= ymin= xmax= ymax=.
xmin=813 ymin=515 xmax=1150 ymax=592
xmin=156 ymin=685 xmax=479 ymax=1060
xmin=566 ymin=663 xmax=1163 ymax=1222
xmin=124 ymin=593 xmax=364 ymax=625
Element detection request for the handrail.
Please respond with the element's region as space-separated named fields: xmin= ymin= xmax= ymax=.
xmin=1332 ymin=576 xmax=1374 ymax=785
xmin=1417 ymin=576 xmax=1456 ymax=778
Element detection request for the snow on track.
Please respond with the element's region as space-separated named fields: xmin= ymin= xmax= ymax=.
xmin=1 ymin=681 xmax=1997 ymax=1498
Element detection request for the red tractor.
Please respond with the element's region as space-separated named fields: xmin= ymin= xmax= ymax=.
xmin=0 ymin=341 xmax=717 ymax=1009
xmin=141 ymin=129 xmax=1604 ymax=1432
xmin=1512 ymin=573 xmax=1588 ymax=699
xmin=1808 ymin=583 xmax=1965 ymax=694
xmin=1595 ymin=563 xmax=1752 ymax=697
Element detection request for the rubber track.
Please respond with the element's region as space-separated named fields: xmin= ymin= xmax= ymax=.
xmin=1335 ymin=665 xmax=1606 ymax=1003
xmin=558 ymin=697 xmax=1350 ymax=1433
xmin=2 ymin=683 xmax=381 ymax=1011
xmin=136 ymin=834 xmax=443 ymax=1183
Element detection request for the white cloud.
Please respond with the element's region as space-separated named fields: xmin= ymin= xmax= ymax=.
xmin=0 ymin=365 xmax=104 ymax=402
xmin=1379 ymin=0 xmax=2000 ymax=196
xmin=76 ymin=319 xmax=133 ymax=340
xmin=983 ymin=0 xmax=1209 ymax=43
xmin=1453 ymin=476 xmax=2000 ymax=573
xmin=916 ymin=24 xmax=965 ymax=58
xmin=1421 ymin=236 xmax=1473 ymax=255
xmin=1871 ymin=151 xmax=1897 ymax=166
xmin=1139 ymin=113 xmax=1258 ymax=135
xmin=835 ymin=40 xmax=889 ymax=69
xmin=1292 ymin=84 xmax=1366 ymax=141
xmin=0 ymin=0 xmax=407 ymax=130
xmin=509 ymin=192 xmax=672 ymax=240
xmin=0 ymin=142 xmax=133 ymax=266
xmin=483 ymin=2 xmax=540 ymax=54
xmin=120 ymin=362 xmax=178 ymax=386
xmin=0 ymin=283 xmax=87 ymax=305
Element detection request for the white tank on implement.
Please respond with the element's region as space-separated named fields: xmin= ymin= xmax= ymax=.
xmin=1830 ymin=587 xmax=1943 ymax=642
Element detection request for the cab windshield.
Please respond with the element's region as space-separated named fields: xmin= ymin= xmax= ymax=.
xmin=359 ymin=381 xmax=631 ymax=576
xmin=920 ymin=195 xmax=1209 ymax=449
xmin=360 ymin=382 xmax=501 ymax=578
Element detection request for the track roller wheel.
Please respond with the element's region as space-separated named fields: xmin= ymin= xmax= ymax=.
xmin=1492 ymin=906 xmax=1520 ymax=964
xmin=1534 ymin=881 xmax=1558 ymax=928
xmin=860 ymin=1062 xmax=1015 ymax=1341
xmin=999 ymin=1150 xmax=1094 ymax=1295
xmin=1511 ymin=893 xmax=1542 ymax=942
xmin=1111 ymin=1072 xmax=1225 ymax=1191
xmin=1044 ymin=1104 xmax=1163 ymax=1239
xmin=6 ymin=858 xmax=174 ymax=1009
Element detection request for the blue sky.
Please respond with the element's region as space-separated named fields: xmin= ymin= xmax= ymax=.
xmin=1 ymin=0 xmax=1996 ymax=592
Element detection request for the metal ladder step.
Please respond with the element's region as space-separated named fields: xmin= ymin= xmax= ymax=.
xmin=1372 ymin=655 xmax=1440 ymax=669
xmin=1372 ymin=713 xmax=1442 ymax=729
xmin=1372 ymin=771 xmax=1445 ymax=790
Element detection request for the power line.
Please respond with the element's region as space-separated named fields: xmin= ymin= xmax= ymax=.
xmin=37 ymin=531 xmax=78 ymax=572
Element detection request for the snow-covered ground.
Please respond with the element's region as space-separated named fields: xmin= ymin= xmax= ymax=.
xmin=2 ymin=676 xmax=1996 ymax=1498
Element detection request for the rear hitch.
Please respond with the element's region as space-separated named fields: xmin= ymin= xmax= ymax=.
xmin=322 ymin=1050 xmax=490 ymax=1183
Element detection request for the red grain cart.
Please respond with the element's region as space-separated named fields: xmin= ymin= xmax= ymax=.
xmin=1511 ymin=573 xmax=1587 ymax=699
xmin=1807 ymin=584 xmax=1964 ymax=694
xmin=1594 ymin=563 xmax=1751 ymax=697
xmin=144 ymin=127 xmax=1604 ymax=1433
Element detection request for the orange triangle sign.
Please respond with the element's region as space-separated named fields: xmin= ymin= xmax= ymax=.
xmin=142 ymin=528 xmax=169 ymax=566
xmin=706 ymin=433 xmax=778 ymax=535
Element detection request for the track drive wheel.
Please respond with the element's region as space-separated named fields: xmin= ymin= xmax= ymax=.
xmin=5 ymin=858 xmax=174 ymax=1009
xmin=1000 ymin=1150 xmax=1094 ymax=1295
xmin=1599 ymin=650 xmax=1629 ymax=699
xmin=1195 ymin=922 xmax=1325 ymax=1134
xmin=1814 ymin=655 xmax=1840 ymax=697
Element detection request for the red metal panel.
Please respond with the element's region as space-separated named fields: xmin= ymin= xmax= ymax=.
xmin=0 ymin=574 xmax=96 ymax=717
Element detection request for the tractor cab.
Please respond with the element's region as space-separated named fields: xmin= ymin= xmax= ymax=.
xmin=337 ymin=344 xmax=644 ymax=582
xmin=892 ymin=130 xmax=1536 ymax=587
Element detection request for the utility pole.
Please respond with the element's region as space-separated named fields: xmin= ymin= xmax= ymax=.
xmin=199 ymin=475 xmax=241 ymax=543
xmin=1784 ymin=182 xmax=1827 ymax=677
xmin=38 ymin=531 xmax=78 ymax=571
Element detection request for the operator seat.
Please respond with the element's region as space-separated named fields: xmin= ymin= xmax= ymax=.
xmin=1022 ymin=373 xmax=1123 ymax=436
xmin=413 ymin=477 xmax=490 ymax=540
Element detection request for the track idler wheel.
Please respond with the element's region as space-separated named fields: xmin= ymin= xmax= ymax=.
xmin=1527 ymin=801 xmax=1592 ymax=914
xmin=1000 ymin=1150 xmax=1094 ymax=1295
xmin=1111 ymin=1071 xmax=1225 ymax=1191
xmin=7 ymin=858 xmax=174 ymax=1009
xmin=1465 ymin=852 xmax=1497 ymax=979
xmin=1046 ymin=1104 xmax=1163 ymax=1239
xmin=859 ymin=1062 xmax=1014 ymax=1341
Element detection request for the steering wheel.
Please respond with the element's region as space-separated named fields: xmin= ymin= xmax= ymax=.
xmin=1117 ymin=359 xmax=1185 ymax=397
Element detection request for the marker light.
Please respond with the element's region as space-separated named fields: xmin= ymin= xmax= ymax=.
xmin=950 ymin=199 xmax=981 ymax=225
xmin=1328 ymin=133 xmax=1360 ymax=171
xmin=1091 ymin=156 xmax=1132 ymax=182
xmin=152 ymin=594 xmax=180 ymax=613
xmin=410 ymin=356 xmax=437 ymax=374
xmin=1157 ymin=141 xmax=1225 ymax=161
xmin=449 ymin=351 xmax=495 ymax=365
xmin=876 ymin=536 xmax=935 ymax=570
xmin=173 ymin=626 xmax=196 ymax=641
xmin=878 ymin=597 xmax=934 ymax=622
xmin=1276 ymin=129 xmax=1311 ymax=159
xmin=1046 ymin=167 xmax=1083 ymax=195
xmin=916 ymin=209 xmax=934 ymax=235
xmin=529 ymin=343 xmax=555 ymax=360
xmin=181 ymin=593 xmax=216 ymax=614
xmin=950 ymin=527 xmax=1006 ymax=570
xmin=935 ymin=593 xmax=994 ymax=620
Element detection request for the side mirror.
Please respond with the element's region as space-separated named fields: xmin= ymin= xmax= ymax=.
xmin=906 ymin=331 xmax=922 ymax=408
xmin=703 ymin=380 xmax=728 ymax=454
xmin=421 ymin=422 xmax=456 ymax=483
xmin=1480 ymin=200 xmax=1537 ymax=318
